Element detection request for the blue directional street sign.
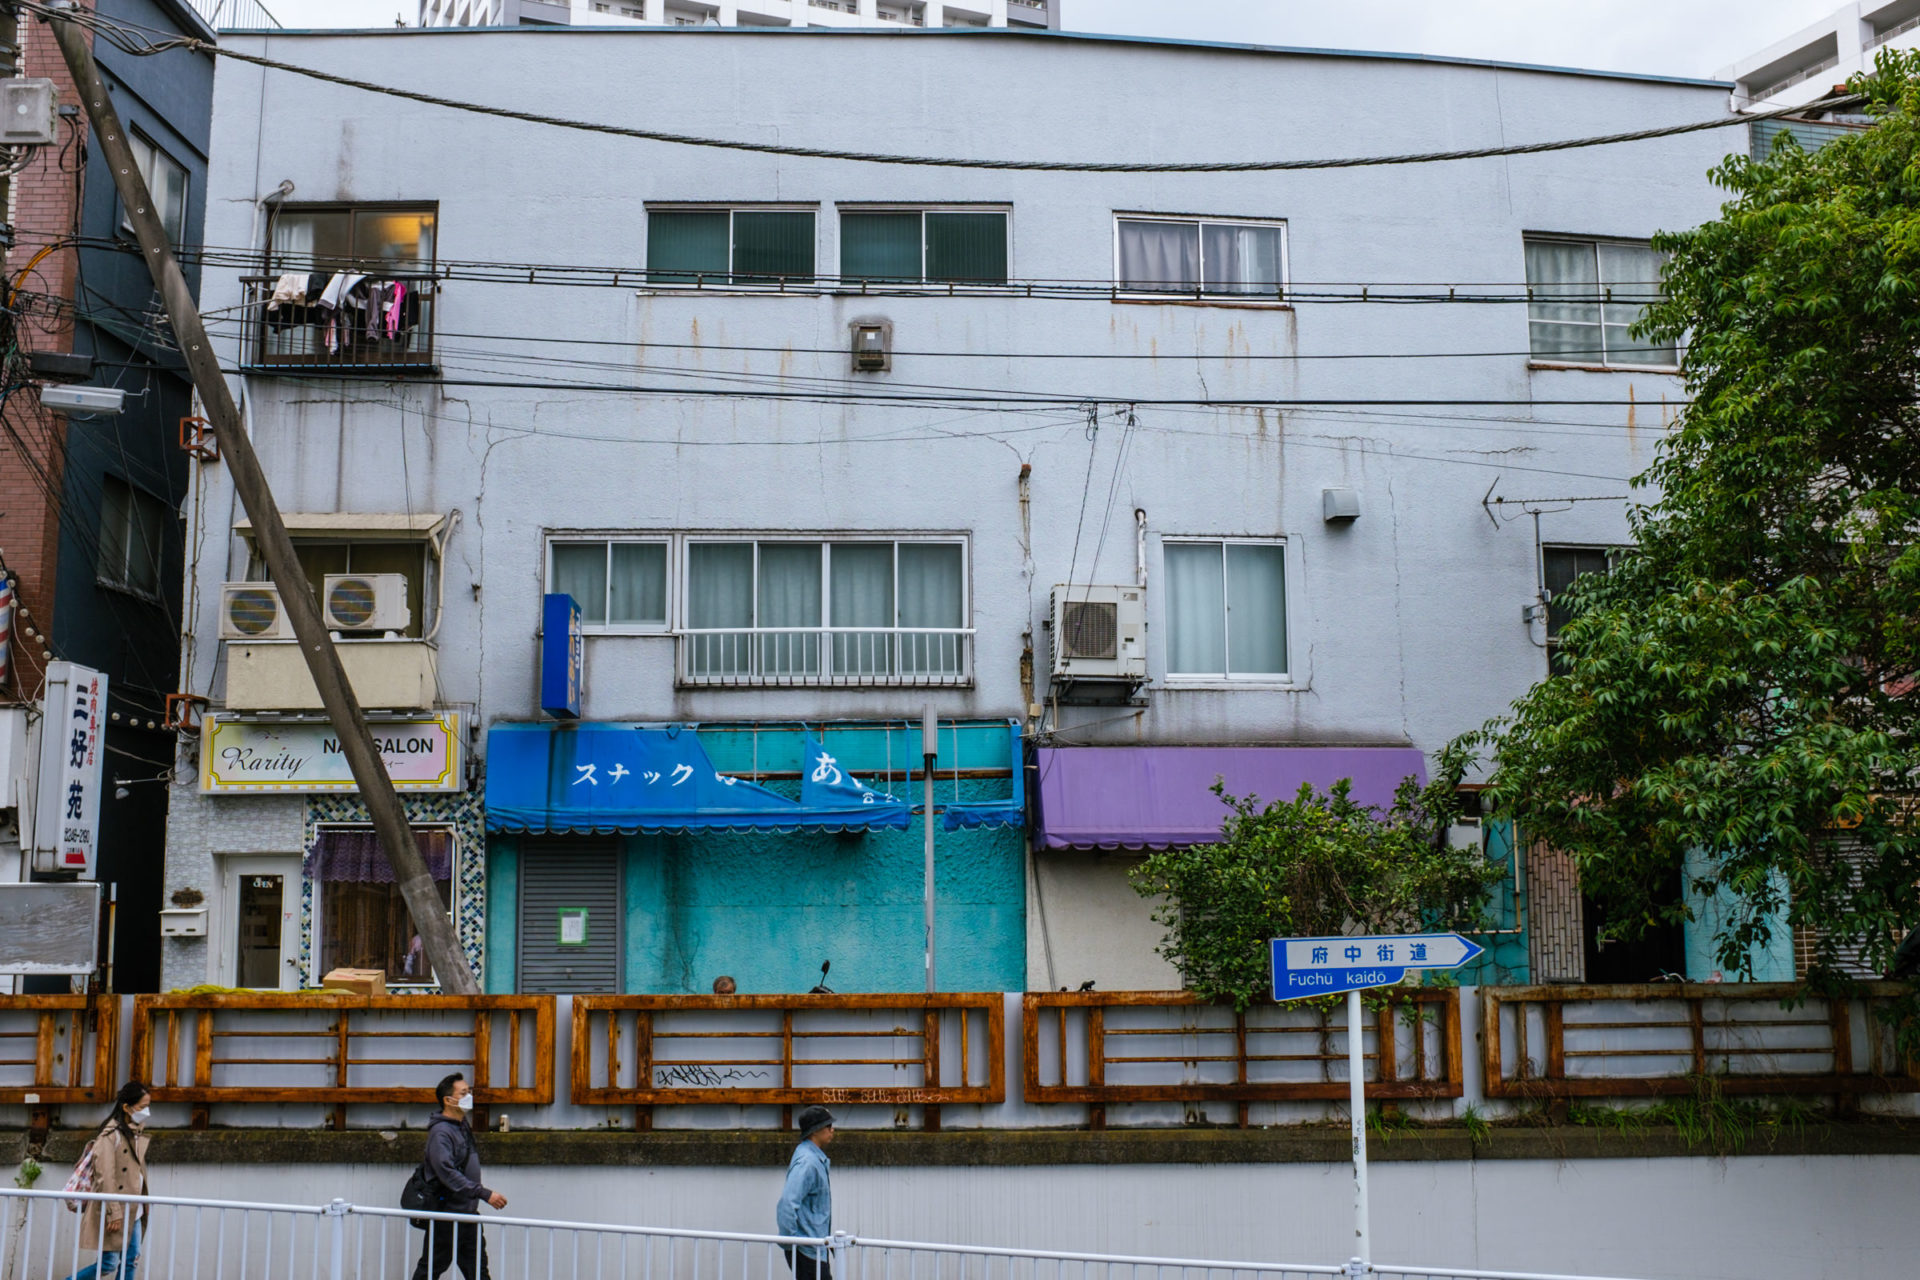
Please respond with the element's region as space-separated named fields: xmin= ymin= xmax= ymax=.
xmin=1270 ymin=932 xmax=1484 ymax=1001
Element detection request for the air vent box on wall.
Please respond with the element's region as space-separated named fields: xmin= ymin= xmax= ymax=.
xmin=1048 ymin=584 xmax=1146 ymax=685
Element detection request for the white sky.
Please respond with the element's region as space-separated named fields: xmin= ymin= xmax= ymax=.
xmin=261 ymin=0 xmax=1837 ymax=80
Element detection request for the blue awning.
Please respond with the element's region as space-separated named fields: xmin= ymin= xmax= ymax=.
xmin=486 ymin=723 xmax=912 ymax=835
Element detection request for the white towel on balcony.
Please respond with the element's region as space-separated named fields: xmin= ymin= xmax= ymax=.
xmin=266 ymin=272 xmax=308 ymax=311
xmin=317 ymin=272 xmax=367 ymax=311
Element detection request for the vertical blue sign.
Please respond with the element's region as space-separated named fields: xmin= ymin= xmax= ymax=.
xmin=540 ymin=593 xmax=583 ymax=720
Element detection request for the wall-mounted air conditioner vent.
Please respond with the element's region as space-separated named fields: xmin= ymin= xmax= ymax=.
xmin=1049 ymin=584 xmax=1146 ymax=682
xmin=322 ymin=574 xmax=411 ymax=634
xmin=220 ymin=582 xmax=295 ymax=641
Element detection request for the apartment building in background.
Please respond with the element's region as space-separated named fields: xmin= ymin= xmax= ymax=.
xmin=419 ymin=0 xmax=1058 ymax=30
xmin=1721 ymin=0 xmax=1920 ymax=109
xmin=165 ymin=25 xmax=1750 ymax=999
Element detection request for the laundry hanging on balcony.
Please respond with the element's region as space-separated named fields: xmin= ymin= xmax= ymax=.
xmin=485 ymin=722 xmax=912 ymax=835
xmin=264 ymin=271 xmax=427 ymax=350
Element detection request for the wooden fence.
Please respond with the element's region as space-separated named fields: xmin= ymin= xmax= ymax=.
xmin=129 ymin=993 xmax=554 ymax=1126
xmin=1482 ymin=983 xmax=1920 ymax=1105
xmin=570 ymin=993 xmax=1004 ymax=1129
xmin=0 ymin=995 xmax=117 ymax=1106
xmin=1023 ymin=988 xmax=1462 ymax=1125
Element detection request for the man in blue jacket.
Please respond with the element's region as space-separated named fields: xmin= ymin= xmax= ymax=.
xmin=413 ymin=1072 xmax=508 ymax=1280
xmin=775 ymin=1105 xmax=836 ymax=1280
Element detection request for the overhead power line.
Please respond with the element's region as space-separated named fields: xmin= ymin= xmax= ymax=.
xmin=20 ymin=2 xmax=1860 ymax=174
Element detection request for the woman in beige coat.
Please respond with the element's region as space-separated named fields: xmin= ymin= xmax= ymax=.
xmin=66 ymin=1081 xmax=151 ymax=1280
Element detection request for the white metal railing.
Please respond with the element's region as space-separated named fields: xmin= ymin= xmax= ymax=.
xmin=0 ymin=1188 xmax=1663 ymax=1280
xmin=679 ymin=627 xmax=972 ymax=687
xmin=1745 ymin=53 xmax=1840 ymax=103
xmin=1870 ymin=13 xmax=1920 ymax=48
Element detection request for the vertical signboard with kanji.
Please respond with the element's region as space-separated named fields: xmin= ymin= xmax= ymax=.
xmin=33 ymin=661 xmax=107 ymax=877
xmin=539 ymin=592 xmax=583 ymax=720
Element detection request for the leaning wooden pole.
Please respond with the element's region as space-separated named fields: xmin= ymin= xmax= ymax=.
xmin=45 ymin=5 xmax=479 ymax=993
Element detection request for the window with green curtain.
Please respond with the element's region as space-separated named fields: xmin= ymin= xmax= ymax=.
xmin=733 ymin=211 xmax=816 ymax=284
xmin=841 ymin=212 xmax=923 ymax=282
xmin=926 ymin=212 xmax=1007 ymax=283
xmin=647 ymin=210 xmax=730 ymax=284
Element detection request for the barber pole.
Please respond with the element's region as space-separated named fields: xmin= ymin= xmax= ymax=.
xmin=0 ymin=575 xmax=15 ymax=689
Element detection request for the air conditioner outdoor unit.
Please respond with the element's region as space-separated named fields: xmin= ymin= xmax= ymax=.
xmin=1049 ymin=584 xmax=1146 ymax=682
xmin=220 ymin=582 xmax=296 ymax=641
xmin=322 ymin=573 xmax=411 ymax=634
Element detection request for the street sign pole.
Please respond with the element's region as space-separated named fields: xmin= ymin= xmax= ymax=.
xmin=1346 ymin=986 xmax=1369 ymax=1266
xmin=1270 ymin=930 xmax=1486 ymax=1272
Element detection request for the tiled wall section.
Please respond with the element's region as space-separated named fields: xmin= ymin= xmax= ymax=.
xmin=1526 ymin=841 xmax=1586 ymax=983
xmin=158 ymin=780 xmax=306 ymax=992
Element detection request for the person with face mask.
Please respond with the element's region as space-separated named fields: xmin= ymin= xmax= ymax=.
xmin=64 ymin=1080 xmax=152 ymax=1280
xmin=412 ymin=1072 xmax=507 ymax=1280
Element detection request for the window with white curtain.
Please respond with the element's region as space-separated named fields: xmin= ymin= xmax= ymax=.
xmin=1164 ymin=539 xmax=1289 ymax=679
xmin=123 ymin=132 xmax=188 ymax=246
xmin=1523 ymin=236 xmax=1675 ymax=367
xmin=1116 ymin=215 xmax=1287 ymax=298
xmin=547 ymin=538 xmax=669 ymax=630
xmin=682 ymin=538 xmax=968 ymax=685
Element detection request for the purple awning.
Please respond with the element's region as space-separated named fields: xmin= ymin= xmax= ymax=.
xmin=1033 ymin=746 xmax=1428 ymax=851
xmin=308 ymin=828 xmax=454 ymax=883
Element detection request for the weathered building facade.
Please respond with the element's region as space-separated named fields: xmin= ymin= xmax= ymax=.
xmin=163 ymin=25 xmax=1738 ymax=996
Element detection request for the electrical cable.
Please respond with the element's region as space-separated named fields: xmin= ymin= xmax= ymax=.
xmin=17 ymin=1 xmax=1860 ymax=176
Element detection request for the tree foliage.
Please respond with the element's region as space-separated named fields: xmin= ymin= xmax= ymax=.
xmin=1128 ymin=746 xmax=1500 ymax=1009
xmin=1473 ymin=51 xmax=1920 ymax=981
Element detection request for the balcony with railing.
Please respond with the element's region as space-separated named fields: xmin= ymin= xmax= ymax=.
xmin=679 ymin=626 xmax=972 ymax=687
xmin=239 ymin=276 xmax=437 ymax=375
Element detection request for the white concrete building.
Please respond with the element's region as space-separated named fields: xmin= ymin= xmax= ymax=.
xmin=167 ymin=26 xmax=1741 ymax=1000
xmin=1719 ymin=0 xmax=1920 ymax=110
xmin=419 ymin=0 xmax=1057 ymax=29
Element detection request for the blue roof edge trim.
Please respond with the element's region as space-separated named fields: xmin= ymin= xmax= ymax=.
xmin=225 ymin=27 xmax=1732 ymax=90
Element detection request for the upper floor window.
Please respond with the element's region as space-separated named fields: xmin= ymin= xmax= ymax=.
xmin=269 ymin=203 xmax=437 ymax=274
xmin=548 ymin=538 xmax=669 ymax=632
xmin=840 ymin=208 xmax=1009 ymax=285
xmin=682 ymin=537 xmax=968 ymax=686
xmin=1116 ymin=215 xmax=1287 ymax=299
xmin=1163 ymin=538 xmax=1289 ymax=680
xmin=1523 ymin=236 xmax=1675 ymax=368
xmin=97 ymin=474 xmax=168 ymax=600
xmin=1542 ymin=545 xmax=1613 ymax=675
xmin=124 ymin=132 xmax=188 ymax=246
xmin=647 ymin=207 xmax=816 ymax=286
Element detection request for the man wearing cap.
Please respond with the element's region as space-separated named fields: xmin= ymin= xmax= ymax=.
xmin=776 ymin=1105 xmax=836 ymax=1280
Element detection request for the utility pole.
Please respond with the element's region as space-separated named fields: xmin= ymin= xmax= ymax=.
xmin=921 ymin=705 xmax=936 ymax=994
xmin=43 ymin=3 xmax=480 ymax=993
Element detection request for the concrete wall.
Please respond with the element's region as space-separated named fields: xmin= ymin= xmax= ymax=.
xmin=5 ymin=1150 xmax=1915 ymax=1280
xmin=167 ymin=28 xmax=1737 ymax=992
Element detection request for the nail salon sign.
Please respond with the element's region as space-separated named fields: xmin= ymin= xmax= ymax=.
xmin=201 ymin=713 xmax=463 ymax=793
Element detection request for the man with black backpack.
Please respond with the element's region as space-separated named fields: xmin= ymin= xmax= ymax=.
xmin=410 ymin=1072 xmax=507 ymax=1280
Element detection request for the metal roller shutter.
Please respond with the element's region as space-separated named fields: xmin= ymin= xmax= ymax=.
xmin=518 ymin=839 xmax=622 ymax=993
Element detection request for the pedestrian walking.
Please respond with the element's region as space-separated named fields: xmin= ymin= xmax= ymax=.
xmin=775 ymin=1105 xmax=836 ymax=1280
xmin=411 ymin=1072 xmax=507 ymax=1280
xmin=63 ymin=1081 xmax=151 ymax=1280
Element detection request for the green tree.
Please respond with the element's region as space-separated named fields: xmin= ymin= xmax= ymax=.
xmin=1128 ymin=747 xmax=1499 ymax=1009
xmin=1474 ymin=51 xmax=1920 ymax=982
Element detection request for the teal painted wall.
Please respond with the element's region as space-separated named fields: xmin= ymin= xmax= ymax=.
xmin=1459 ymin=820 xmax=1530 ymax=985
xmin=485 ymin=722 xmax=1027 ymax=994
xmin=486 ymin=837 xmax=520 ymax=994
xmin=1682 ymin=847 xmax=1795 ymax=981
xmin=621 ymin=808 xmax=1026 ymax=994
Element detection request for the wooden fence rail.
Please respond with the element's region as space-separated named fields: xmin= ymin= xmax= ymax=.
xmin=1482 ymin=983 xmax=1920 ymax=1104
xmin=1023 ymin=988 xmax=1463 ymax=1125
xmin=571 ymin=993 xmax=1004 ymax=1128
xmin=0 ymin=995 xmax=117 ymax=1105
xmin=130 ymin=993 xmax=554 ymax=1125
